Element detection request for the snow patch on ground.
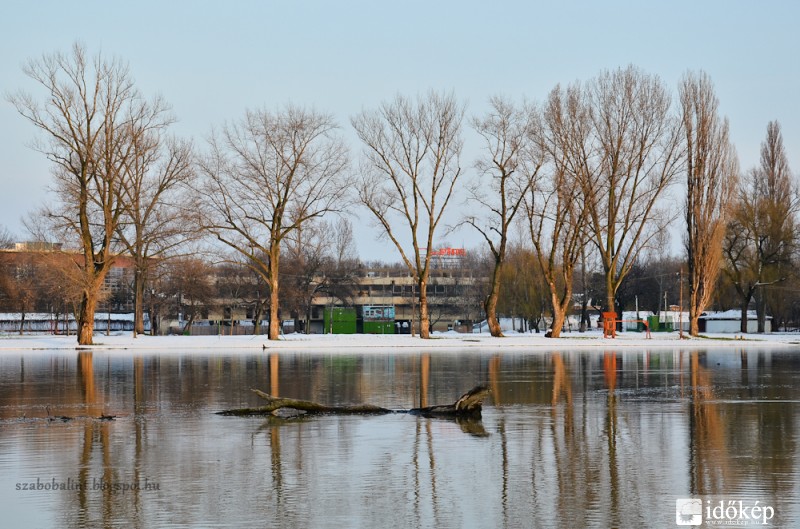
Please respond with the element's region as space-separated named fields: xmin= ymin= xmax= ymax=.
xmin=1 ymin=329 xmax=799 ymax=353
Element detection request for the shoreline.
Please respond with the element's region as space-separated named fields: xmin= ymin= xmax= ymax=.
xmin=2 ymin=330 xmax=799 ymax=352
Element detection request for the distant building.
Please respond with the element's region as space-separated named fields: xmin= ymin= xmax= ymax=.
xmin=699 ymin=310 xmax=772 ymax=333
xmin=0 ymin=312 xmax=148 ymax=334
xmin=0 ymin=243 xmax=137 ymax=314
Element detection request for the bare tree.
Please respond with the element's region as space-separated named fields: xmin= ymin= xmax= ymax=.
xmin=352 ymin=91 xmax=465 ymax=338
xmin=579 ymin=66 xmax=684 ymax=313
xmin=0 ymin=229 xmax=17 ymax=316
xmin=753 ymin=121 xmax=798 ymax=332
xmin=9 ymin=43 xmax=169 ymax=344
xmin=331 ymin=217 xmax=360 ymax=270
xmin=496 ymin=245 xmax=547 ymax=332
xmin=239 ymin=255 xmax=270 ymax=335
xmin=466 ymin=96 xmax=543 ymax=337
xmin=0 ymin=251 xmax=37 ymax=333
xmin=141 ymin=258 xmax=173 ymax=336
xmin=280 ymin=217 xmax=361 ymax=333
xmin=526 ymin=84 xmax=591 ymax=337
xmin=318 ymin=218 xmax=361 ymax=310
xmin=680 ymin=71 xmax=739 ymax=336
xmin=281 ymin=217 xmax=330 ymax=333
xmin=722 ymin=211 xmax=760 ymax=332
xmin=163 ymin=256 xmax=214 ymax=334
xmin=196 ymin=105 xmax=349 ymax=340
xmin=117 ymin=127 xmax=195 ymax=336
xmin=0 ymin=226 xmax=12 ymax=249
xmin=724 ymin=121 xmax=797 ymax=332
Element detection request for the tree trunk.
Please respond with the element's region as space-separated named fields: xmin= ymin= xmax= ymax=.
xmin=148 ymin=306 xmax=158 ymax=336
xmin=268 ymin=286 xmax=280 ymax=339
xmin=485 ymin=259 xmax=503 ymax=337
xmin=133 ymin=268 xmax=146 ymax=336
xmin=740 ymin=302 xmax=749 ymax=334
xmin=549 ymin=289 xmax=567 ymax=338
xmin=550 ymin=308 xmax=566 ymax=338
xmin=78 ymin=289 xmax=98 ymax=345
xmin=181 ymin=310 xmax=196 ymax=335
xmin=268 ymin=247 xmax=281 ymax=340
xmin=579 ymin=302 xmax=588 ymax=332
xmin=689 ymin=314 xmax=700 ymax=336
xmin=755 ymin=291 xmax=766 ymax=333
xmin=485 ymin=295 xmax=502 ymax=336
xmin=689 ymin=287 xmax=700 ymax=337
xmin=418 ymin=277 xmax=430 ymax=339
xmin=605 ymin=272 xmax=616 ymax=317
xmin=253 ymin=301 xmax=263 ymax=335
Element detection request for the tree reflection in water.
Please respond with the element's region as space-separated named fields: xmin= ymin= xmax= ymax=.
xmin=688 ymin=350 xmax=730 ymax=495
xmin=2 ymin=348 xmax=799 ymax=528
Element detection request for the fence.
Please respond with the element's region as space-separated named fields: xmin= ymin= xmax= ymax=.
xmin=168 ymin=324 xmax=270 ymax=336
xmin=0 ymin=313 xmax=147 ymax=334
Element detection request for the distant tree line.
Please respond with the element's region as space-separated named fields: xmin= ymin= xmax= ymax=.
xmin=1 ymin=43 xmax=796 ymax=344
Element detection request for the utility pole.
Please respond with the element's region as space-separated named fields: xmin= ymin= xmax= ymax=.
xmin=679 ymin=268 xmax=684 ymax=339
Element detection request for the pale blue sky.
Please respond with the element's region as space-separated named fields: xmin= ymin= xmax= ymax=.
xmin=1 ymin=1 xmax=798 ymax=260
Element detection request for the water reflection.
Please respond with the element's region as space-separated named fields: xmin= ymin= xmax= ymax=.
xmin=689 ymin=350 xmax=730 ymax=495
xmin=1 ymin=348 xmax=799 ymax=527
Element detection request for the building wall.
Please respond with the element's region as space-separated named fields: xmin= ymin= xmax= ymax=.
xmin=315 ymin=272 xmax=482 ymax=333
xmin=705 ymin=319 xmax=771 ymax=333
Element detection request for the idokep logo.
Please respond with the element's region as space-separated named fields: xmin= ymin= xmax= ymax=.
xmin=676 ymin=497 xmax=776 ymax=526
xmin=676 ymin=498 xmax=703 ymax=525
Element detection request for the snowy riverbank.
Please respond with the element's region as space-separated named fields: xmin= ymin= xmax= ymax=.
xmin=2 ymin=330 xmax=800 ymax=352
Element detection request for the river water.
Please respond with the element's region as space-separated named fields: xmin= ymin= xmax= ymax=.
xmin=0 ymin=347 xmax=798 ymax=528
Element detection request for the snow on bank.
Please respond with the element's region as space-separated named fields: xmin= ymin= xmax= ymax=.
xmin=1 ymin=330 xmax=799 ymax=353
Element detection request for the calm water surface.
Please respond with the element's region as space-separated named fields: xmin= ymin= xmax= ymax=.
xmin=1 ymin=347 xmax=799 ymax=528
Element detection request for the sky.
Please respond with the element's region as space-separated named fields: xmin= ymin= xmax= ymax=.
xmin=1 ymin=1 xmax=798 ymax=261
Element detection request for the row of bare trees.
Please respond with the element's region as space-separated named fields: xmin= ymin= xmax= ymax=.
xmin=6 ymin=44 xmax=796 ymax=343
xmin=466 ymin=67 xmax=699 ymax=337
xmin=457 ymin=66 xmax=794 ymax=338
xmin=455 ymin=68 xmax=674 ymax=337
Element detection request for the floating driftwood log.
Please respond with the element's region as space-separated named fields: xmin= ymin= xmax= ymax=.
xmin=217 ymin=385 xmax=490 ymax=419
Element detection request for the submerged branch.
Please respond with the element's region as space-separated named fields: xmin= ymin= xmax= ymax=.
xmin=408 ymin=385 xmax=491 ymax=418
xmin=217 ymin=385 xmax=490 ymax=419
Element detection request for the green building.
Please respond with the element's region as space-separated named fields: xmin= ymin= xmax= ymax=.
xmin=323 ymin=307 xmax=357 ymax=334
